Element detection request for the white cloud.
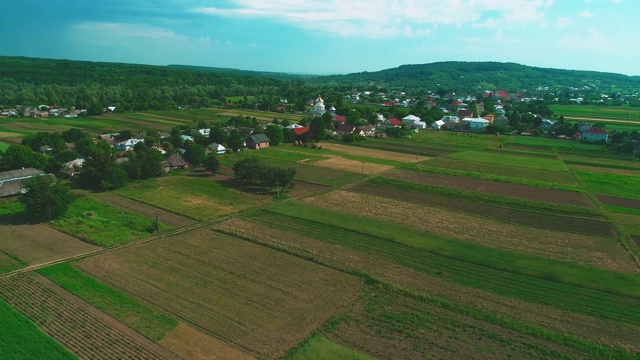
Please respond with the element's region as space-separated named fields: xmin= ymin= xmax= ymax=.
xmin=555 ymin=17 xmax=572 ymax=29
xmin=74 ymin=22 xmax=188 ymax=41
xmin=558 ymin=28 xmax=610 ymax=49
xmin=193 ymin=0 xmax=555 ymax=38
xmin=578 ymin=10 xmax=594 ymax=18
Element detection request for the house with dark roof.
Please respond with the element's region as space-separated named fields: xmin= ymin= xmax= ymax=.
xmin=246 ymin=134 xmax=270 ymax=149
xmin=581 ymin=127 xmax=608 ymax=142
xmin=0 ymin=168 xmax=47 ymax=197
xmin=162 ymin=153 xmax=189 ymax=172
xmin=457 ymin=109 xmax=474 ymax=118
xmin=336 ymin=124 xmax=356 ymax=135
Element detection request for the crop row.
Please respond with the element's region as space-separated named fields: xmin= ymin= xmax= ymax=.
xmin=249 ymin=210 xmax=640 ymax=326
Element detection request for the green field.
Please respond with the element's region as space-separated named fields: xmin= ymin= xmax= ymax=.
xmin=38 ymin=263 xmax=177 ymax=341
xmin=0 ymin=141 xmax=9 ymax=152
xmin=448 ymin=150 xmax=567 ymax=171
xmin=0 ymin=298 xmax=75 ymax=359
xmin=575 ymin=170 xmax=640 ymax=199
xmin=283 ymin=333 xmax=374 ymax=360
xmin=551 ymin=104 xmax=640 ymax=122
xmin=50 ymin=197 xmax=168 ymax=247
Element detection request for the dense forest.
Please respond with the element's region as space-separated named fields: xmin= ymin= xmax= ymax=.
xmin=308 ymin=62 xmax=640 ymax=93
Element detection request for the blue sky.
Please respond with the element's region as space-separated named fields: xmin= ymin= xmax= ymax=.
xmin=1 ymin=0 xmax=638 ymax=75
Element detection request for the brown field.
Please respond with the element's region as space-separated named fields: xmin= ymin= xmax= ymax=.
xmin=160 ymin=322 xmax=254 ymax=360
xmin=0 ymin=252 xmax=23 ymax=273
xmin=216 ymin=219 xmax=640 ymax=352
xmin=0 ymin=273 xmax=179 ymax=359
xmin=313 ymin=157 xmax=392 ymax=175
xmin=0 ymin=224 xmax=99 ymax=265
xmin=318 ymin=142 xmax=431 ymax=163
xmin=355 ymin=141 xmax=455 ymax=157
xmin=598 ymin=194 xmax=640 ymax=210
xmin=93 ymin=193 xmax=196 ymax=228
xmin=301 ymin=190 xmax=638 ymax=273
xmin=386 ymin=168 xmax=595 ymax=208
xmin=349 ymin=183 xmax=616 ymax=237
xmin=75 ymin=227 xmax=362 ymax=358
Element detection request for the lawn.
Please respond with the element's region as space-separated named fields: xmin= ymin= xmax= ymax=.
xmin=575 ymin=170 xmax=640 ymax=199
xmin=38 ymin=263 xmax=178 ymax=342
xmin=50 ymin=197 xmax=168 ymax=247
xmin=283 ymin=333 xmax=374 ymax=360
xmin=0 ymin=141 xmax=9 ymax=151
xmin=0 ymin=298 xmax=76 ymax=359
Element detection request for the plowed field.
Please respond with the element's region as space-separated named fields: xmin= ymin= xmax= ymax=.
xmin=313 ymin=157 xmax=392 ymax=175
xmin=76 ymin=227 xmax=362 ymax=358
xmin=0 ymin=273 xmax=179 ymax=360
xmin=597 ymin=195 xmax=640 ymax=210
xmin=317 ymin=142 xmax=431 ymax=162
xmin=386 ymin=169 xmax=595 ymax=208
xmin=0 ymin=224 xmax=99 ymax=265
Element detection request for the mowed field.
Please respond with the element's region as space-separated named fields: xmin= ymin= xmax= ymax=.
xmin=74 ymin=227 xmax=362 ymax=358
xmin=3 ymin=107 xmax=640 ymax=359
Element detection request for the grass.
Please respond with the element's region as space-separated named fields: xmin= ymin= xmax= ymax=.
xmin=50 ymin=197 xmax=168 ymax=247
xmin=116 ymin=175 xmax=267 ymax=220
xmin=575 ymin=170 xmax=640 ymax=199
xmin=448 ymin=150 xmax=568 ymax=171
xmin=0 ymin=141 xmax=9 ymax=151
xmin=506 ymin=136 xmax=601 ymax=150
xmin=282 ymin=333 xmax=374 ymax=360
xmin=550 ymin=104 xmax=640 ymax=122
xmin=37 ymin=262 xmax=178 ymax=341
xmin=261 ymin=202 xmax=640 ymax=300
xmin=0 ymin=298 xmax=76 ymax=359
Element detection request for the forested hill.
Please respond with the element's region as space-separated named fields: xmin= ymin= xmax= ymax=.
xmin=0 ymin=56 xmax=288 ymax=111
xmin=308 ymin=62 xmax=640 ymax=92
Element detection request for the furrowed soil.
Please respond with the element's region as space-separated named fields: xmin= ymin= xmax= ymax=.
xmin=216 ymin=219 xmax=640 ymax=353
xmin=597 ymin=195 xmax=640 ymax=210
xmin=93 ymin=193 xmax=196 ymax=228
xmin=569 ymin=164 xmax=640 ymax=177
xmin=348 ymin=183 xmax=616 ymax=237
xmin=386 ymin=169 xmax=595 ymax=208
xmin=317 ymin=142 xmax=431 ymax=162
xmin=160 ymin=322 xmax=254 ymax=360
xmin=75 ymin=227 xmax=362 ymax=358
xmin=0 ymin=273 xmax=179 ymax=360
xmin=0 ymin=224 xmax=99 ymax=265
xmin=302 ymin=190 xmax=636 ymax=273
xmin=313 ymin=157 xmax=392 ymax=175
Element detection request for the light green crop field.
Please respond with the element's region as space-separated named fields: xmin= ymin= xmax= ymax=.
xmin=551 ymin=104 xmax=640 ymax=122
xmin=283 ymin=333 xmax=374 ymax=360
xmin=575 ymin=170 xmax=640 ymax=200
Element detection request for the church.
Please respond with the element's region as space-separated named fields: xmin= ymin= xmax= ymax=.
xmin=310 ymin=95 xmax=325 ymax=116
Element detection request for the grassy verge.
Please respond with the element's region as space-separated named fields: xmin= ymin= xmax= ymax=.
xmin=50 ymin=197 xmax=169 ymax=247
xmin=282 ymin=333 xmax=374 ymax=360
xmin=0 ymin=298 xmax=76 ymax=359
xmin=38 ymin=263 xmax=177 ymax=341
xmin=265 ymin=203 xmax=640 ymax=299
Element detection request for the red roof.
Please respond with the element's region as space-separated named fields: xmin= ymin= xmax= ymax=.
xmin=585 ymin=127 xmax=608 ymax=134
xmin=496 ymin=90 xmax=509 ymax=99
xmin=292 ymin=126 xmax=310 ymax=136
xmin=389 ymin=118 xmax=401 ymax=126
xmin=333 ymin=115 xmax=346 ymax=123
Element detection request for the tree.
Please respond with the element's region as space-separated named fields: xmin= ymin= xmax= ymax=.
xmin=233 ymin=156 xmax=263 ymax=184
xmin=203 ymin=154 xmax=220 ymax=174
xmin=183 ymin=142 xmax=206 ymax=166
xmin=227 ymin=129 xmax=244 ymax=152
xmin=264 ymin=125 xmax=284 ymax=146
xmin=101 ymin=164 xmax=129 ymax=190
xmin=19 ymin=175 xmax=74 ymax=222
xmin=0 ymin=145 xmax=48 ymax=171
xmin=209 ymin=125 xmax=228 ymax=145
xmin=309 ymin=117 xmax=326 ymax=141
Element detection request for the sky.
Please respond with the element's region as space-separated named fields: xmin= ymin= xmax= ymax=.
xmin=1 ymin=0 xmax=638 ymax=76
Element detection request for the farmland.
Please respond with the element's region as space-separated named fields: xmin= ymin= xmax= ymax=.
xmin=3 ymin=107 xmax=640 ymax=359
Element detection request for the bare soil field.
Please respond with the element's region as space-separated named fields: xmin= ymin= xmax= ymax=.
xmin=354 ymin=141 xmax=455 ymax=157
xmin=349 ymin=183 xmax=616 ymax=237
xmin=598 ymin=195 xmax=640 ymax=210
xmin=313 ymin=156 xmax=392 ymax=175
xmin=318 ymin=142 xmax=431 ymax=162
xmin=302 ymin=190 xmax=637 ymax=273
xmin=76 ymin=227 xmax=362 ymax=358
xmin=0 ymin=224 xmax=99 ymax=265
xmin=386 ymin=169 xmax=595 ymax=208
xmin=93 ymin=193 xmax=196 ymax=228
xmin=216 ymin=219 xmax=640 ymax=352
xmin=0 ymin=273 xmax=179 ymax=360
xmin=160 ymin=322 xmax=254 ymax=360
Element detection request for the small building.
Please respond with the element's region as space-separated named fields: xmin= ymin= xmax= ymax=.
xmin=336 ymin=124 xmax=356 ymax=135
xmin=162 ymin=153 xmax=189 ymax=171
xmin=402 ymin=115 xmax=426 ymax=129
xmin=457 ymin=109 xmax=474 ymax=119
xmin=581 ymin=127 xmax=609 ymax=142
xmin=0 ymin=168 xmax=47 ymax=197
xmin=116 ymin=138 xmax=144 ymax=151
xmin=62 ymin=159 xmax=85 ymax=177
xmin=577 ymin=122 xmax=592 ymax=133
xmin=310 ymin=95 xmax=326 ymax=116
xmin=432 ymin=120 xmax=446 ymax=130
xmin=208 ymin=143 xmax=227 ymax=154
xmin=246 ymin=134 xmax=270 ymax=149
xmin=469 ymin=118 xmax=490 ymax=130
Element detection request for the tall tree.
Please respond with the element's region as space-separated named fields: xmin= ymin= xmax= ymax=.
xmin=309 ymin=116 xmax=326 ymax=141
xmin=227 ymin=129 xmax=244 ymax=152
xmin=264 ymin=125 xmax=284 ymax=146
xmin=20 ymin=175 xmax=74 ymax=222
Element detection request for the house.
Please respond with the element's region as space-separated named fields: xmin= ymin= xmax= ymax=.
xmin=208 ymin=143 xmax=227 ymax=154
xmin=577 ymin=122 xmax=592 ymax=132
xmin=285 ymin=123 xmax=304 ymax=129
xmin=385 ymin=118 xmax=401 ymax=126
xmin=457 ymin=109 xmax=474 ymax=118
xmin=99 ymin=133 xmax=119 ymax=145
xmin=333 ymin=115 xmax=346 ymax=124
xmin=482 ymin=114 xmax=495 ymax=123
xmin=581 ymin=127 xmax=609 ymax=142
xmin=336 ymin=124 xmax=356 ymax=135
xmin=246 ymin=134 xmax=270 ymax=149
xmin=494 ymin=90 xmax=510 ymax=100
xmin=432 ymin=120 xmax=446 ymax=130
xmin=162 ymin=153 xmax=189 ymax=171
xmin=237 ymin=127 xmax=254 ymax=137
xmin=0 ymin=168 xmax=47 ymax=197
xmin=198 ymin=128 xmax=210 ymax=136
xmin=541 ymin=119 xmax=556 ymax=129
xmin=292 ymin=126 xmax=310 ymax=136
xmin=494 ymin=115 xmax=509 ymax=128
xmin=355 ymin=125 xmax=375 ymax=136
xmin=116 ymin=138 xmax=144 ymax=151
xmin=441 ymin=116 xmax=459 ymax=123
xmin=469 ymin=118 xmax=490 ymax=130
xmin=180 ymin=135 xmax=195 ymax=143
xmin=402 ymin=115 xmax=426 ymax=129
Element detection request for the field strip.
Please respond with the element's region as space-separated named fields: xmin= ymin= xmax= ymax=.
xmin=0 ymin=273 xmax=180 ymax=359
xmin=564 ymin=116 xmax=640 ymax=124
